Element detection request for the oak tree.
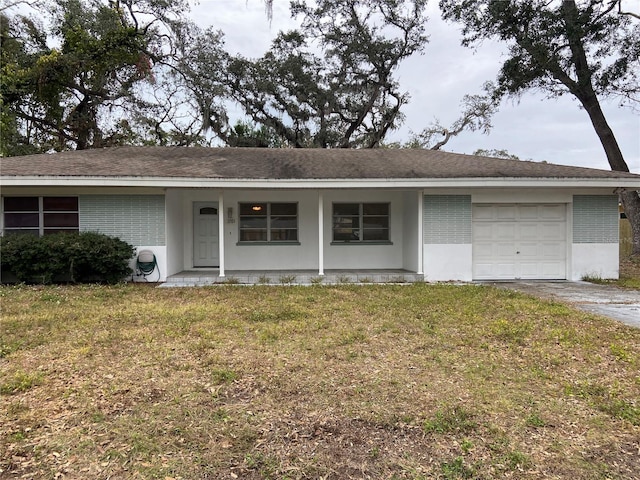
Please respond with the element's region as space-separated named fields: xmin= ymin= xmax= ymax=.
xmin=220 ymin=0 xmax=429 ymax=148
xmin=1 ymin=0 xmax=190 ymax=154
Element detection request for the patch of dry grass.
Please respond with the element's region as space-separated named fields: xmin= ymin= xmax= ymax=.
xmin=618 ymin=256 xmax=640 ymax=289
xmin=1 ymin=283 xmax=639 ymax=479
xmin=585 ymin=257 xmax=640 ymax=289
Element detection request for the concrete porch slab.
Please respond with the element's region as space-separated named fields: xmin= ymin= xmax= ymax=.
xmin=162 ymin=269 xmax=423 ymax=287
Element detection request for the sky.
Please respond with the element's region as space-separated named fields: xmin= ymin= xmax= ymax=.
xmin=191 ymin=0 xmax=640 ymax=173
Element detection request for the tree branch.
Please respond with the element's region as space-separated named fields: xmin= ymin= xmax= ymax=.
xmin=614 ymin=0 xmax=640 ymax=19
xmin=0 ymin=0 xmax=39 ymax=12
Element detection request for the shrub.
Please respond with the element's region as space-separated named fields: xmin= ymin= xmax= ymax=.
xmin=0 ymin=232 xmax=134 ymax=284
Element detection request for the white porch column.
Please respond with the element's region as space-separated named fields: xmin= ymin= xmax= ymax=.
xmin=318 ymin=191 xmax=324 ymax=276
xmin=417 ymin=190 xmax=424 ymax=275
xmin=218 ymin=191 xmax=225 ymax=277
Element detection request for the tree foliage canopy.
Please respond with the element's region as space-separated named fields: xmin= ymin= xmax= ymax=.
xmin=218 ymin=0 xmax=429 ymax=148
xmin=1 ymin=0 xmax=432 ymax=153
xmin=1 ymin=0 xmax=190 ymax=155
xmin=440 ymin=0 xmax=640 ymax=109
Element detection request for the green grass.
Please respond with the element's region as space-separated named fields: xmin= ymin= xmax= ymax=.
xmin=0 ymin=371 xmax=43 ymax=395
xmin=1 ymin=283 xmax=639 ymax=479
xmin=422 ymin=405 xmax=477 ymax=434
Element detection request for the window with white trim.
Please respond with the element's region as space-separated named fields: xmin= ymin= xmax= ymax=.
xmin=3 ymin=197 xmax=79 ymax=236
xmin=239 ymin=202 xmax=298 ymax=243
xmin=332 ymin=203 xmax=390 ymax=243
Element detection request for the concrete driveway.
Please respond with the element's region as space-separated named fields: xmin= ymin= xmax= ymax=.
xmin=488 ymin=281 xmax=640 ymax=329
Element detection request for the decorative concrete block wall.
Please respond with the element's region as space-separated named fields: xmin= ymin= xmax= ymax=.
xmin=80 ymin=195 xmax=166 ymax=246
xmin=423 ymin=195 xmax=472 ymax=281
xmin=571 ymin=195 xmax=619 ymax=280
xmin=423 ymin=195 xmax=472 ymax=244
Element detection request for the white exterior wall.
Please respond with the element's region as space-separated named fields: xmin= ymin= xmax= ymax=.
xmin=224 ymin=190 xmax=319 ymax=270
xmin=164 ymin=188 xmax=408 ymax=272
xmin=419 ymin=189 xmax=622 ymax=282
xmin=165 ymin=189 xmax=185 ymax=277
xmin=146 ymin=188 xmax=625 ymax=280
xmin=422 ymin=189 xmax=591 ymax=282
xmin=80 ymin=194 xmax=167 ymax=282
xmin=1 ymin=185 xmax=625 ymax=282
xmin=402 ymin=191 xmax=421 ymax=273
xmin=323 ymin=190 xmax=405 ymax=270
xmin=571 ymin=244 xmax=619 ymax=280
xmin=423 ymin=245 xmax=473 ymax=282
xmin=0 ymin=189 xmax=169 ymax=282
xmin=168 ymin=189 xmax=320 ymax=271
xmin=422 ymin=194 xmax=473 ymax=282
xmin=571 ymin=194 xmax=619 ymax=280
xmin=172 ymin=189 xmax=224 ymax=270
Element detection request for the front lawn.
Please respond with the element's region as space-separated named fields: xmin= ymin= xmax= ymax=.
xmin=1 ymin=284 xmax=639 ymax=479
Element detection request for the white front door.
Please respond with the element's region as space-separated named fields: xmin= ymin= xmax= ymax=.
xmin=193 ymin=202 xmax=220 ymax=267
xmin=472 ymin=204 xmax=567 ymax=280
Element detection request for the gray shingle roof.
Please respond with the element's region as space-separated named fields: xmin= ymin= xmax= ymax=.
xmin=1 ymin=146 xmax=639 ymax=180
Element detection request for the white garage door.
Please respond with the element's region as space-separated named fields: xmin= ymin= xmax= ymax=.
xmin=473 ymin=204 xmax=567 ymax=280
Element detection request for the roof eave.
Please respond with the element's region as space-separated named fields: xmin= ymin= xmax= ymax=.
xmin=0 ymin=175 xmax=638 ymax=189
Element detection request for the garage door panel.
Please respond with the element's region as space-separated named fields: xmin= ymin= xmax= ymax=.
xmin=519 ymin=223 xmax=539 ymax=238
xmin=473 ymin=263 xmax=492 ymax=277
xmin=496 ymin=205 xmax=517 ymax=220
xmin=474 ymin=223 xmax=494 ymax=240
xmin=495 ymin=223 xmax=516 ymax=240
xmin=517 ymin=242 xmax=539 ymax=258
xmin=473 ymin=243 xmax=495 ymax=258
xmin=520 ymin=262 xmax=540 ymax=278
xmin=476 ymin=243 xmax=517 ymax=260
xmin=541 ymin=242 xmax=566 ymax=258
xmin=541 ymin=262 xmax=565 ymax=277
xmin=520 ymin=261 xmax=565 ymax=279
xmin=495 ymin=243 xmax=517 ymax=258
xmin=473 ymin=205 xmax=495 ymax=220
xmin=474 ymin=262 xmax=517 ymax=278
xmin=494 ymin=263 xmax=517 ymax=277
xmin=519 ymin=205 xmax=540 ymax=219
xmin=473 ymin=204 xmax=566 ymax=280
xmin=474 ymin=263 xmax=514 ymax=278
xmin=540 ymin=223 xmax=565 ymax=240
xmin=540 ymin=204 xmax=565 ymax=220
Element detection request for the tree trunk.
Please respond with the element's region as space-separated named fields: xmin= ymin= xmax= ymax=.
xmin=561 ymin=0 xmax=640 ymax=255
xmin=579 ymin=93 xmax=629 ymax=172
xmin=576 ymin=93 xmax=640 ymax=256
xmin=621 ymin=190 xmax=640 ymax=256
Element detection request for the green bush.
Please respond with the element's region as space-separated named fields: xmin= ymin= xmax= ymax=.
xmin=0 ymin=232 xmax=135 ymax=284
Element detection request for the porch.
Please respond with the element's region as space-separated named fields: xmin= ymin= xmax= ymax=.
xmin=161 ymin=269 xmax=424 ymax=287
xmin=163 ymin=188 xmax=425 ymax=283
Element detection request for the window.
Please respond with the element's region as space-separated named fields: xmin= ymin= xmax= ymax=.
xmin=3 ymin=197 xmax=79 ymax=236
xmin=332 ymin=203 xmax=390 ymax=243
xmin=239 ymin=203 xmax=298 ymax=243
xmin=199 ymin=207 xmax=218 ymax=215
